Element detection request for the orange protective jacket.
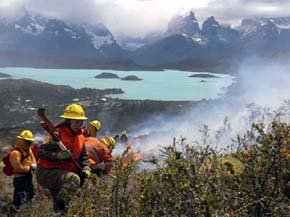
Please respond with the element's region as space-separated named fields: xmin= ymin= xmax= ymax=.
xmin=9 ymin=142 xmax=36 ymax=177
xmin=38 ymin=123 xmax=87 ymax=173
xmin=85 ymin=137 xmax=112 ymax=174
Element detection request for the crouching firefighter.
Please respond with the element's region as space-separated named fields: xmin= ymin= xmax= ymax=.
xmin=36 ymin=103 xmax=91 ymax=215
xmin=5 ymin=130 xmax=36 ymax=216
xmin=85 ymin=135 xmax=116 ymax=177
xmin=83 ymin=120 xmax=101 ymax=138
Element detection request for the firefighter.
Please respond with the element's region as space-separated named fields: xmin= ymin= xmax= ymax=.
xmin=120 ymin=130 xmax=128 ymax=145
xmin=101 ymin=136 xmax=116 ymax=153
xmin=83 ymin=120 xmax=101 ymax=138
xmin=36 ymin=103 xmax=91 ymax=214
xmin=8 ymin=130 xmax=36 ymax=216
xmin=85 ymin=135 xmax=116 ymax=177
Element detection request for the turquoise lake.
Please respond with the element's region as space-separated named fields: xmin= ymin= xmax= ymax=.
xmin=0 ymin=67 xmax=234 ymax=101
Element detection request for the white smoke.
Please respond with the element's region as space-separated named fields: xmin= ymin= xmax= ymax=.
xmin=127 ymin=58 xmax=290 ymax=156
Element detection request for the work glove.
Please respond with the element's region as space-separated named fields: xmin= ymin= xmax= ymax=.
xmin=82 ymin=169 xmax=91 ymax=178
xmin=56 ymin=150 xmax=72 ymax=160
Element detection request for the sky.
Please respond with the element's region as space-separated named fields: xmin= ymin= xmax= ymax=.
xmin=0 ymin=0 xmax=290 ymax=37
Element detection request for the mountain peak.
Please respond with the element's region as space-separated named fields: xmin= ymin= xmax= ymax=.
xmin=165 ymin=11 xmax=201 ymax=39
xmin=240 ymin=17 xmax=290 ymax=30
xmin=189 ymin=10 xmax=196 ymax=20
xmin=201 ymin=16 xmax=220 ymax=36
xmin=201 ymin=16 xmax=239 ymax=42
xmin=204 ymin=16 xmax=219 ymax=25
xmin=237 ymin=17 xmax=282 ymax=40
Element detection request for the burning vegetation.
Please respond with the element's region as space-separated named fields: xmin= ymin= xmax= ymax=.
xmin=1 ymin=120 xmax=289 ymax=216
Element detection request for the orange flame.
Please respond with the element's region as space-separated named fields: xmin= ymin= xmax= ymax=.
xmin=121 ymin=151 xmax=146 ymax=167
xmin=134 ymin=152 xmax=145 ymax=161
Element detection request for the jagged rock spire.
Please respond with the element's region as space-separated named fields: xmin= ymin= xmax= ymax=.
xmin=166 ymin=10 xmax=201 ymax=38
xmin=189 ymin=10 xmax=195 ymax=19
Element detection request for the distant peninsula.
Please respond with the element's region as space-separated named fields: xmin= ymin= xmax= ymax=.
xmin=0 ymin=72 xmax=11 ymax=78
xmin=121 ymin=75 xmax=142 ymax=81
xmin=95 ymin=72 xmax=119 ymax=79
xmin=189 ymin=73 xmax=220 ymax=78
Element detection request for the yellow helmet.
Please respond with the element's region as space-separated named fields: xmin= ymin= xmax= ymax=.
xmin=90 ymin=120 xmax=101 ymax=131
xmin=121 ymin=130 xmax=127 ymax=135
xmin=60 ymin=103 xmax=87 ymax=120
xmin=101 ymin=136 xmax=116 ymax=150
xmin=17 ymin=130 xmax=34 ymax=141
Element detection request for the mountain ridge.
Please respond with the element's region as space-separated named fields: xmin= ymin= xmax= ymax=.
xmin=1 ymin=12 xmax=290 ymax=71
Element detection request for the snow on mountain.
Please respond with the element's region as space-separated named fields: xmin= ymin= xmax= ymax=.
xmin=266 ymin=17 xmax=290 ymax=29
xmin=0 ymin=13 xmax=122 ymax=57
xmin=237 ymin=17 xmax=290 ymax=39
xmin=13 ymin=13 xmax=47 ymax=36
xmin=63 ymin=27 xmax=79 ymax=39
xmin=165 ymin=12 xmax=239 ymax=46
xmin=1 ymin=11 xmax=289 ymax=68
xmin=166 ymin=11 xmax=202 ymax=42
xmin=235 ymin=17 xmax=290 ymax=55
xmin=237 ymin=19 xmax=259 ymax=39
xmin=130 ymin=13 xmax=241 ymax=66
xmin=201 ymin=16 xmax=239 ymax=43
xmin=87 ymin=32 xmax=114 ymax=49
xmin=84 ymin=23 xmax=115 ymax=50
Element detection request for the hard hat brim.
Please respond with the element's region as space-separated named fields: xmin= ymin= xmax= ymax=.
xmin=17 ymin=136 xmax=34 ymax=141
xmin=60 ymin=115 xmax=88 ymax=120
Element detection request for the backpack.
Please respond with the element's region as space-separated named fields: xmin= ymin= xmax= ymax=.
xmin=2 ymin=148 xmax=27 ymax=176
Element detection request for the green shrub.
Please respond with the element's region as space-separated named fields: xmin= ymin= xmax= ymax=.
xmin=2 ymin=121 xmax=289 ymax=216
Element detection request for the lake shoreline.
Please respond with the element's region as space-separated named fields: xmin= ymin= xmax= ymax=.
xmin=0 ymin=78 xmax=201 ymax=146
xmin=0 ymin=65 xmax=234 ymax=74
xmin=0 ymin=67 xmax=234 ymax=101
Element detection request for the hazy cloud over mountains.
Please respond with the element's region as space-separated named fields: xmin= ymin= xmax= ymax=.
xmin=0 ymin=0 xmax=289 ymax=36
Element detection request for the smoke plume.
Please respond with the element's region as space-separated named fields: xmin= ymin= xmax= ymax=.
xmin=124 ymin=58 xmax=290 ymax=157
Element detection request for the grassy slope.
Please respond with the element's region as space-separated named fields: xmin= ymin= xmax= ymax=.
xmin=0 ymin=121 xmax=289 ymax=216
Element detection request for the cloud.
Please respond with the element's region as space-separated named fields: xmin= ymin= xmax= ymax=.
xmin=205 ymin=0 xmax=290 ymax=26
xmin=239 ymin=0 xmax=289 ymax=3
xmin=0 ymin=0 xmax=27 ymax=18
xmin=0 ymin=0 xmax=289 ymax=36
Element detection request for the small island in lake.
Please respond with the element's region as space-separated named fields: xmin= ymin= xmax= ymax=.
xmin=121 ymin=75 xmax=142 ymax=81
xmin=200 ymin=80 xmax=207 ymax=83
xmin=95 ymin=72 xmax=119 ymax=79
xmin=0 ymin=72 xmax=11 ymax=78
xmin=189 ymin=73 xmax=220 ymax=78
xmin=95 ymin=72 xmax=142 ymax=81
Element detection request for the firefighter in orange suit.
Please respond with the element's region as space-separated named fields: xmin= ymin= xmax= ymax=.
xmin=36 ymin=103 xmax=91 ymax=214
xmin=85 ymin=136 xmax=115 ymax=177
